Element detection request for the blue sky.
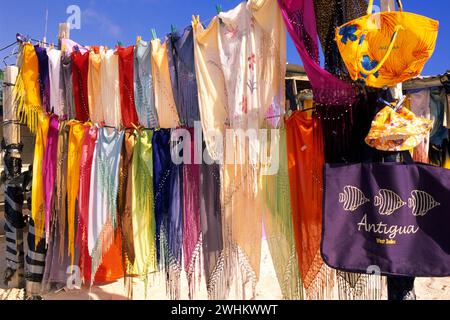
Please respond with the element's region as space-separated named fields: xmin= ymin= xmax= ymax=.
xmin=0 ymin=0 xmax=449 ymax=75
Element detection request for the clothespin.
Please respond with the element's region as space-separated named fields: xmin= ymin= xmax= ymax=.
xmin=136 ymin=36 xmax=142 ymax=45
xmin=192 ymin=15 xmax=200 ymax=27
xmin=117 ymin=41 xmax=123 ymax=47
xmin=151 ymin=28 xmax=158 ymax=40
xmin=216 ymin=4 xmax=222 ymax=15
xmin=171 ymin=24 xmax=177 ymax=34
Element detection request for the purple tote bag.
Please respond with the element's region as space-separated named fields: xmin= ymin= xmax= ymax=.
xmin=322 ymin=162 xmax=450 ymax=277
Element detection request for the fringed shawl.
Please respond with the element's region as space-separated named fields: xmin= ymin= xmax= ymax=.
xmin=167 ymin=27 xmax=200 ymax=127
xmin=67 ymin=121 xmax=88 ymax=266
xmin=262 ymin=128 xmax=303 ymax=300
xmin=151 ymin=39 xmax=181 ymax=129
xmin=88 ymin=127 xmax=124 ymax=283
xmin=47 ymin=48 xmax=63 ymax=115
xmin=88 ymin=48 xmax=105 ymax=124
xmin=61 ymin=54 xmax=75 ymax=119
xmin=35 ymin=46 xmax=50 ymax=113
xmin=14 ymin=43 xmax=42 ymax=133
xmin=131 ymin=130 xmax=157 ymax=278
xmin=42 ymin=115 xmax=60 ymax=244
xmin=101 ymin=49 xmax=122 ymax=128
xmin=152 ymin=129 xmax=182 ymax=299
xmin=72 ymin=51 xmax=90 ymax=122
xmin=134 ymin=40 xmax=159 ymax=129
xmin=277 ymin=0 xmax=357 ymax=105
xmin=117 ymin=46 xmax=139 ymax=128
xmin=31 ymin=112 xmax=50 ymax=242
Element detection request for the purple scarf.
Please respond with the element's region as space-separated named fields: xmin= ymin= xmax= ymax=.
xmin=34 ymin=46 xmax=51 ymax=112
xmin=42 ymin=115 xmax=60 ymax=243
xmin=277 ymin=0 xmax=357 ymax=105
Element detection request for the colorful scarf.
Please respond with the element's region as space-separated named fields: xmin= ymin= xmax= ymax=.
xmin=117 ymin=46 xmax=140 ymax=128
xmin=181 ymin=128 xmax=201 ymax=298
xmin=101 ymin=49 xmax=122 ymax=128
xmin=132 ymin=130 xmax=157 ymax=279
xmin=277 ymin=0 xmax=357 ymax=105
xmin=55 ymin=120 xmax=69 ymax=260
xmin=35 ymin=46 xmax=50 ymax=113
xmin=88 ymin=48 xmax=105 ymax=123
xmin=77 ymin=124 xmax=98 ymax=283
xmin=200 ymin=160 xmax=224 ymax=299
xmin=67 ymin=121 xmax=88 ymax=266
xmin=72 ymin=51 xmax=90 ymax=122
xmin=61 ymin=54 xmax=75 ymax=119
xmin=285 ymin=111 xmax=332 ymax=299
xmin=42 ymin=115 xmax=60 ymax=244
xmin=192 ymin=17 xmax=228 ymax=160
xmin=134 ymin=40 xmax=159 ymax=128
xmin=262 ymin=128 xmax=303 ymax=300
xmin=47 ymin=48 xmax=63 ymax=115
xmin=88 ymin=128 xmax=124 ymax=283
xmin=152 ymin=129 xmax=182 ymax=299
xmin=117 ymin=131 xmax=136 ymax=275
xmin=166 ymin=27 xmax=200 ymax=127
xmin=31 ymin=111 xmax=50 ymax=242
xmin=14 ymin=43 xmax=42 ymax=133
xmin=151 ymin=39 xmax=181 ymax=129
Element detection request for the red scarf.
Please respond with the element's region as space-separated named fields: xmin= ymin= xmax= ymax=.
xmin=72 ymin=51 xmax=90 ymax=122
xmin=117 ymin=46 xmax=139 ymax=128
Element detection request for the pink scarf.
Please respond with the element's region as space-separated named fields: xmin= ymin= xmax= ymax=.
xmin=277 ymin=0 xmax=357 ymax=105
xmin=43 ymin=115 xmax=60 ymax=243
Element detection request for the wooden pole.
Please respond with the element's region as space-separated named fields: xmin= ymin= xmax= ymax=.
xmin=58 ymin=22 xmax=71 ymax=50
xmin=4 ymin=66 xmax=20 ymax=145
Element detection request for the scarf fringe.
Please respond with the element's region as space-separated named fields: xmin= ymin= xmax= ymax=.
xmin=89 ymin=220 xmax=115 ymax=286
xmin=13 ymin=72 xmax=40 ymax=134
xmin=186 ymin=233 xmax=203 ymax=300
xmin=336 ymin=271 xmax=385 ymax=300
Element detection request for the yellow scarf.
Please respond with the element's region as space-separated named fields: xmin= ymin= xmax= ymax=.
xmin=67 ymin=121 xmax=89 ymax=265
xmin=31 ymin=111 xmax=50 ymax=242
xmin=14 ymin=43 xmax=42 ymax=133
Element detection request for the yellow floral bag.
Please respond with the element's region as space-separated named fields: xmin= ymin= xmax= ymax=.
xmin=335 ymin=0 xmax=439 ymax=88
xmin=365 ymin=105 xmax=433 ymax=152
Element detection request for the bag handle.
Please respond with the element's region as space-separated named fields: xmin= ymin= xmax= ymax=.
xmin=357 ymin=24 xmax=403 ymax=76
xmin=367 ymin=0 xmax=403 ymax=15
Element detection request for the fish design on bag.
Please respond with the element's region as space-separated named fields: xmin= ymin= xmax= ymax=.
xmin=408 ymin=190 xmax=440 ymax=216
xmin=339 ymin=186 xmax=370 ymax=211
xmin=374 ymin=189 xmax=406 ymax=215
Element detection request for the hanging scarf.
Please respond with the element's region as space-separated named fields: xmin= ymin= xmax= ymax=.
xmin=151 ymin=39 xmax=181 ymax=129
xmin=47 ymin=48 xmax=63 ymax=115
xmin=101 ymin=49 xmax=122 ymax=128
xmin=179 ymin=128 xmax=201 ymax=299
xmin=117 ymin=46 xmax=139 ymax=128
xmin=67 ymin=121 xmax=88 ymax=266
xmin=132 ymin=130 xmax=157 ymax=280
xmin=88 ymin=128 xmax=124 ymax=283
xmin=200 ymin=160 xmax=224 ymax=299
xmin=192 ymin=17 xmax=228 ymax=161
xmin=61 ymin=54 xmax=75 ymax=119
xmin=42 ymin=115 xmax=60 ymax=244
xmin=72 ymin=51 xmax=90 ymax=122
xmin=313 ymin=0 xmax=367 ymax=79
xmin=277 ymin=0 xmax=357 ymax=105
xmin=77 ymin=124 xmax=97 ymax=282
xmin=166 ymin=27 xmax=200 ymax=127
xmin=262 ymin=128 xmax=303 ymax=300
xmin=14 ymin=43 xmax=42 ymax=133
xmin=35 ymin=46 xmax=50 ymax=113
xmin=152 ymin=129 xmax=182 ymax=299
xmin=134 ymin=40 xmax=159 ymax=128
xmin=286 ymin=111 xmax=335 ymax=299
xmin=117 ymin=131 xmax=136 ymax=275
xmin=31 ymin=111 xmax=50 ymax=243
xmin=55 ymin=120 xmax=70 ymax=260
xmin=88 ymin=47 xmax=105 ymax=124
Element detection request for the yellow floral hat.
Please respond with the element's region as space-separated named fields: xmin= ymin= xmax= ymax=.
xmin=365 ymin=106 xmax=433 ymax=152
